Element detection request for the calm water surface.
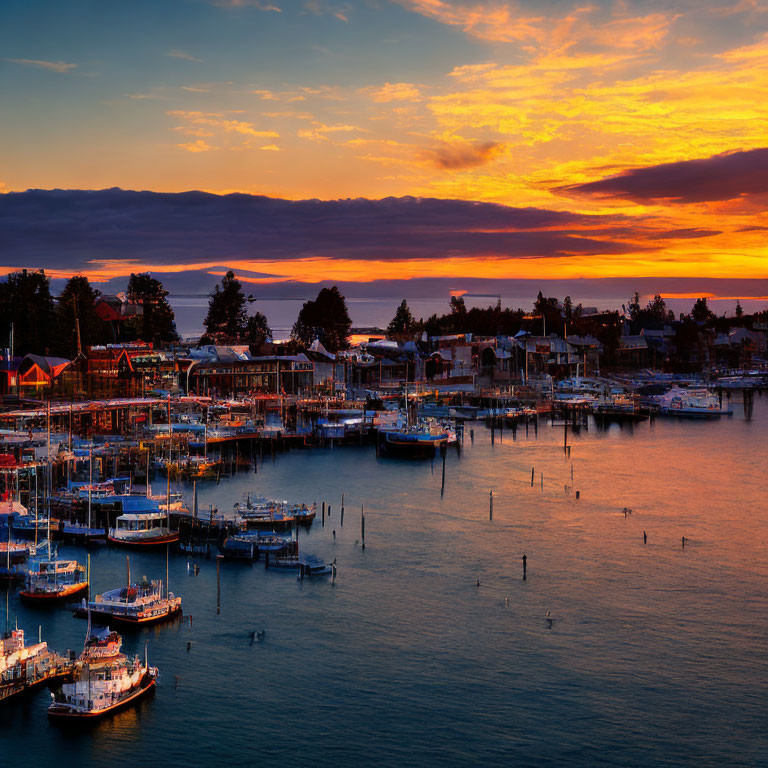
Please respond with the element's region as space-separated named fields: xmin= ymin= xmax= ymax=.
xmin=2 ymin=393 xmax=767 ymax=767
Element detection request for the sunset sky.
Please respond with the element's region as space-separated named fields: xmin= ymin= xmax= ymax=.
xmin=1 ymin=0 xmax=767 ymax=293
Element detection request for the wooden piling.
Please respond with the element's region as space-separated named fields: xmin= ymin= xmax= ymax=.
xmin=361 ymin=505 xmax=365 ymax=550
xmin=322 ymin=502 xmax=325 ymax=527
xmin=489 ymin=490 xmax=493 ymax=520
xmin=531 ymin=467 xmax=535 ymax=487
xmin=440 ymin=446 xmax=446 ymax=498
xmin=216 ymin=555 xmax=222 ymax=614
xmin=341 ymin=493 xmax=344 ymax=527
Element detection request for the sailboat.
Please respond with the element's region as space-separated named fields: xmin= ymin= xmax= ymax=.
xmin=60 ymin=449 xmax=106 ymax=541
xmin=20 ymin=498 xmax=89 ymax=602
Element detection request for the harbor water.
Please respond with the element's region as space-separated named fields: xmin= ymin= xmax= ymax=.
xmin=2 ymin=393 xmax=767 ymax=767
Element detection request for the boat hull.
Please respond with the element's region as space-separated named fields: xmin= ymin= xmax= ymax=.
xmin=19 ymin=581 xmax=89 ymax=602
xmin=48 ymin=673 xmax=156 ymax=723
xmin=107 ymin=531 xmax=180 ymax=548
xmin=73 ymin=604 xmax=182 ymax=627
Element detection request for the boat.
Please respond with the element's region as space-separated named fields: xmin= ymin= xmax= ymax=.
xmin=379 ymin=421 xmax=450 ymax=458
xmin=1 ymin=626 xmax=70 ymax=703
xmin=20 ymin=558 xmax=89 ymax=602
xmin=655 ymin=387 xmax=733 ymax=418
xmin=220 ymin=531 xmax=293 ymax=560
xmin=59 ymin=521 xmax=107 ymax=542
xmin=11 ymin=513 xmax=51 ymax=539
xmin=74 ymin=577 xmax=182 ymax=626
xmin=48 ymin=627 xmax=158 ymax=721
xmin=0 ymin=541 xmax=32 ymax=566
xmin=271 ymin=553 xmax=334 ymax=576
xmin=107 ymin=496 xmax=179 ymax=547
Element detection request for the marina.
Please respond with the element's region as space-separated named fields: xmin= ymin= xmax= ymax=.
xmin=1 ymin=386 xmax=766 ymax=764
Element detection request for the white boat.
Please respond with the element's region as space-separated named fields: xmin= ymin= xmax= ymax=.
xmin=656 ymin=387 xmax=733 ymax=418
xmin=20 ymin=558 xmax=89 ymax=602
xmin=107 ymin=497 xmax=179 ymax=547
xmin=77 ymin=578 xmax=182 ymax=626
xmin=48 ymin=628 xmax=158 ymax=721
xmin=1 ymin=627 xmax=67 ymax=702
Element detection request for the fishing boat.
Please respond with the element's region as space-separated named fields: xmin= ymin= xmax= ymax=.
xmin=379 ymin=423 xmax=449 ymax=458
xmin=107 ymin=497 xmax=179 ymax=547
xmin=75 ymin=578 xmax=182 ymax=626
xmin=655 ymin=387 xmax=733 ymax=418
xmin=48 ymin=627 xmax=158 ymax=722
xmin=1 ymin=626 xmax=69 ymax=703
xmin=20 ymin=558 xmax=89 ymax=602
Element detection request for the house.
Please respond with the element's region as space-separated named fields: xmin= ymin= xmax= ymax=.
xmin=13 ymin=354 xmax=71 ymax=396
xmin=186 ymin=350 xmax=313 ymax=397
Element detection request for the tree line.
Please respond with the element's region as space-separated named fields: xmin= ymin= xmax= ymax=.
xmin=0 ymin=268 xmax=763 ymax=359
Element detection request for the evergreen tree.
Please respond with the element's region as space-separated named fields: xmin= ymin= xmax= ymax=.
xmin=244 ymin=311 xmax=271 ymax=351
xmin=56 ymin=275 xmax=108 ymax=355
xmin=449 ymin=295 xmax=467 ymax=315
xmin=203 ymin=271 xmax=249 ymax=344
xmin=691 ymin=297 xmax=715 ymax=324
xmin=126 ymin=273 xmax=178 ymax=344
xmin=0 ymin=269 xmax=55 ymax=356
xmin=291 ymin=286 xmax=352 ymax=352
xmin=563 ymin=295 xmax=573 ymax=325
xmin=735 ymin=300 xmax=744 ymax=318
xmin=387 ymin=300 xmax=416 ymax=336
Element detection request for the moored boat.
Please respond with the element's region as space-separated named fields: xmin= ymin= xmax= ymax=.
xmin=74 ymin=577 xmax=182 ymax=626
xmin=655 ymin=387 xmax=733 ymax=418
xmin=1 ymin=626 xmax=70 ymax=703
xmin=20 ymin=558 xmax=89 ymax=602
xmin=107 ymin=497 xmax=179 ymax=547
xmin=48 ymin=627 xmax=158 ymax=722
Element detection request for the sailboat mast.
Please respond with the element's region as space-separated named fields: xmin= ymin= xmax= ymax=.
xmin=85 ymin=553 xmax=91 ymax=643
xmin=88 ymin=447 xmax=93 ymax=530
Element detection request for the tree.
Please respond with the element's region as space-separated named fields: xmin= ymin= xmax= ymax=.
xmin=291 ymin=286 xmax=352 ymax=352
xmin=735 ymin=300 xmax=744 ymax=318
xmin=0 ymin=269 xmax=55 ymax=356
xmin=56 ymin=275 xmax=109 ymax=355
xmin=691 ymin=297 xmax=715 ymax=324
xmin=449 ymin=295 xmax=467 ymax=315
xmin=533 ymin=291 xmax=563 ymax=335
xmin=126 ymin=273 xmax=178 ymax=344
xmin=244 ymin=312 xmax=271 ymax=352
xmin=387 ymin=300 xmax=416 ymax=336
xmin=203 ymin=270 xmax=249 ymax=344
xmin=645 ymin=294 xmax=670 ymax=322
xmin=563 ymin=296 xmax=573 ymax=325
xmin=627 ymin=291 xmax=641 ymax=321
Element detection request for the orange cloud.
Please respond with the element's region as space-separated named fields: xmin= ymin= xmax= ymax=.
xmin=178 ymin=139 xmax=217 ymax=152
xmin=368 ymin=82 xmax=422 ymax=102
